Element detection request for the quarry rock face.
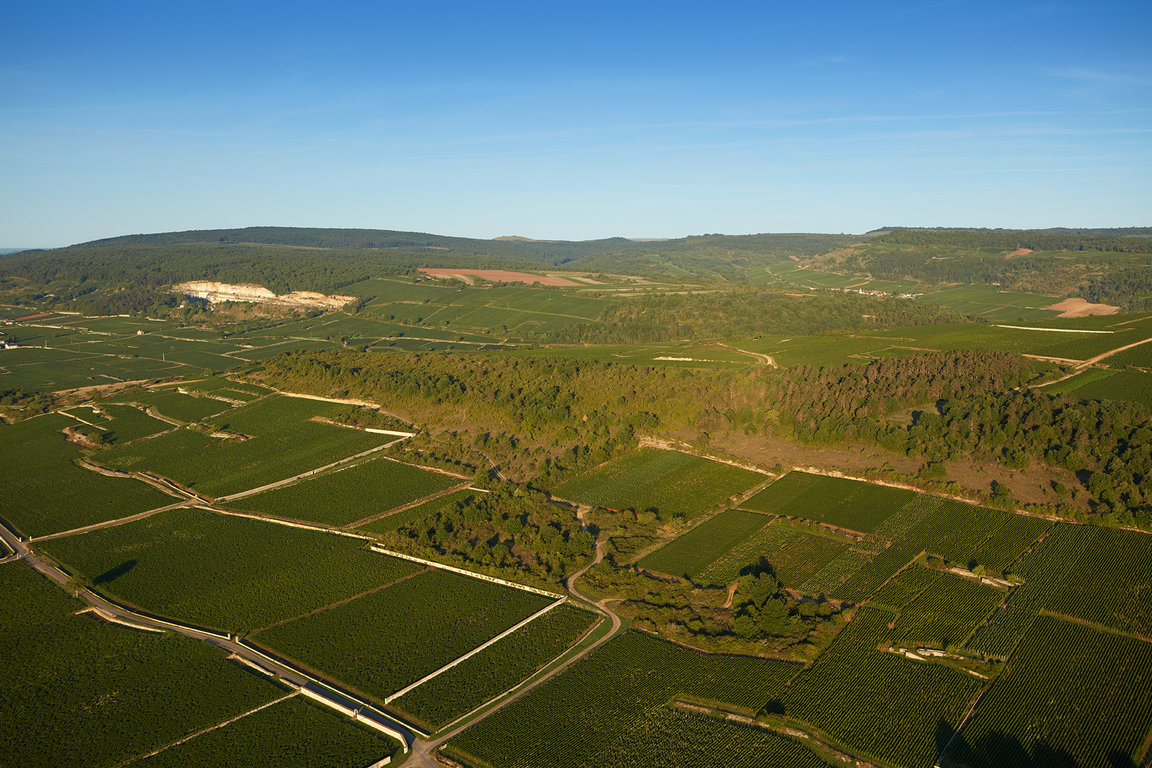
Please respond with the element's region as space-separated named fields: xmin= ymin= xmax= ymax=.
xmin=174 ymin=281 xmax=354 ymax=309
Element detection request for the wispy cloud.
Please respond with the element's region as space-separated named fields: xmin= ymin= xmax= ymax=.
xmin=1049 ymin=67 xmax=1152 ymax=88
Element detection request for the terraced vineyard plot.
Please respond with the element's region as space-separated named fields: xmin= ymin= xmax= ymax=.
xmin=783 ymin=607 xmax=981 ymax=768
xmin=39 ymin=508 xmax=423 ymax=631
xmin=137 ymin=696 xmax=396 ymax=768
xmin=391 ymin=603 xmax=599 ymax=731
xmin=232 ymin=456 xmax=462 ymax=527
xmin=0 ymin=563 xmax=280 ymax=768
xmin=1041 ymin=526 xmax=1152 ymax=637
xmin=945 ymin=616 xmax=1152 ymax=768
xmin=65 ymin=403 xmax=171 ymax=444
xmin=115 ymin=388 xmax=233 ymax=422
xmin=554 ymin=448 xmax=765 ymax=520
xmin=696 ymin=521 xmax=850 ymax=589
xmin=98 ymin=395 xmax=389 ymax=497
xmin=597 ymin=707 xmax=834 ymax=768
xmin=253 ymin=568 xmax=555 ymax=702
xmin=178 ymin=376 xmax=269 ymax=401
xmin=966 ymin=524 xmax=1096 ymax=659
xmin=741 ymin=472 xmax=917 ymax=533
xmin=0 ymin=413 xmax=172 ymax=538
xmin=638 ymin=509 xmax=773 ymax=579
xmin=887 ymin=573 xmax=1007 ymax=649
xmin=447 ymin=630 xmax=801 ymax=768
xmin=359 ymin=488 xmax=478 ymax=534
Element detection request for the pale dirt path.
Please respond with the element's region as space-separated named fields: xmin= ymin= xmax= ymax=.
xmin=344 ymin=480 xmax=473 ymax=531
xmin=405 ymin=535 xmax=622 ymax=768
xmin=717 ymin=342 xmax=777 ymax=367
xmin=1034 ymin=335 xmax=1152 ymax=389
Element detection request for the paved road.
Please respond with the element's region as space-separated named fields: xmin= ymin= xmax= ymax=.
xmin=0 ymin=519 xmax=418 ymax=750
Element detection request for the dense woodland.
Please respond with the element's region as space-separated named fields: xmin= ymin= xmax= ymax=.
xmin=255 ymin=347 xmax=1146 ymax=525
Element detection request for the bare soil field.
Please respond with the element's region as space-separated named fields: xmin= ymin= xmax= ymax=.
xmin=1046 ymin=297 xmax=1119 ymax=318
xmin=418 ymin=268 xmax=580 ymax=287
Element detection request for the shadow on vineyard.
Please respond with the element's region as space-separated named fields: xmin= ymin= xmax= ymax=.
xmin=942 ymin=726 xmax=1127 ymax=768
xmin=93 ymin=559 xmax=137 ymax=585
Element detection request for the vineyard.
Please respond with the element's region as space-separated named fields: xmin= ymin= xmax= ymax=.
xmin=359 ymin=487 xmax=478 ymax=534
xmin=1039 ymin=526 xmax=1152 ymax=637
xmin=740 ymin=471 xmax=917 ymax=533
xmin=868 ymin=563 xmax=942 ymax=610
xmin=135 ymin=696 xmax=396 ymax=768
xmin=887 ymin=573 xmax=1007 ymax=650
xmin=390 ymin=603 xmax=599 ymax=732
xmin=782 ymin=608 xmax=982 ymax=768
xmin=39 ymin=508 xmax=423 ymax=632
xmin=0 ymin=413 xmax=173 ymax=538
xmin=696 ymin=520 xmax=850 ymax=589
xmin=96 ymin=395 xmax=389 ymax=497
xmin=637 ymin=509 xmax=773 ymax=579
xmin=446 ymin=630 xmax=801 ymax=768
xmin=945 ymin=615 xmax=1152 ymax=768
xmin=231 ymin=456 xmax=461 ymax=527
xmin=252 ymin=568 xmax=556 ymax=701
xmin=965 ymin=524 xmax=1096 ymax=659
xmin=113 ymin=388 xmax=231 ymax=423
xmin=0 ymin=562 xmax=282 ymax=768
xmin=595 ymin=707 xmax=832 ymax=768
xmin=553 ymin=448 xmax=765 ymax=520
xmin=63 ymin=403 xmax=172 ymax=444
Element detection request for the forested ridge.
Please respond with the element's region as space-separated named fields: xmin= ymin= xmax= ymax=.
xmin=255 ymin=348 xmax=1145 ymax=525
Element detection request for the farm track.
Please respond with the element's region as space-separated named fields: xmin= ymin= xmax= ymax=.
xmin=406 ymin=535 xmax=623 ymax=768
xmin=1033 ymin=335 xmax=1152 ymax=389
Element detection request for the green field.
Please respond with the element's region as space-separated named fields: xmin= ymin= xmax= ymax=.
xmin=1064 ymin=368 xmax=1152 ymax=408
xmin=111 ymin=387 xmax=233 ymax=422
xmin=253 ymin=568 xmax=555 ymax=702
xmin=97 ymin=394 xmax=389 ymax=497
xmin=358 ymin=487 xmax=479 ymax=534
xmin=390 ymin=603 xmax=599 ymax=732
xmin=741 ymin=472 xmax=917 ymax=533
xmin=783 ymin=607 xmax=981 ymax=768
xmin=62 ymin=403 xmax=172 ymax=444
xmin=596 ymin=707 xmax=834 ymax=768
xmin=136 ymin=696 xmax=396 ymax=768
xmin=0 ymin=413 xmax=173 ymax=538
xmin=231 ymin=456 xmax=462 ymax=527
xmin=946 ymin=616 xmax=1152 ymax=768
xmin=869 ymin=563 xmax=942 ymax=610
xmin=554 ymin=449 xmax=766 ymax=520
xmin=637 ymin=509 xmax=773 ymax=580
xmin=0 ymin=562 xmax=281 ymax=768
xmin=39 ymin=508 xmax=423 ymax=632
xmin=887 ymin=573 xmax=1007 ymax=649
xmin=447 ymin=630 xmax=802 ymax=768
xmin=697 ymin=520 xmax=851 ymax=589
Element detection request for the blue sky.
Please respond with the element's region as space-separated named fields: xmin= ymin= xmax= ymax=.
xmin=2 ymin=1 xmax=1149 ymax=246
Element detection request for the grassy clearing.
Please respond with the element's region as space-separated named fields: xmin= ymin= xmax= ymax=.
xmin=554 ymin=448 xmax=765 ymax=520
xmin=0 ymin=413 xmax=172 ymax=538
xmin=390 ymin=603 xmax=599 ymax=732
xmin=231 ymin=456 xmax=461 ymax=527
xmin=741 ymin=472 xmax=917 ymax=533
xmin=0 ymin=562 xmax=280 ymax=768
xmin=135 ymin=696 xmax=396 ymax=768
xmin=39 ymin=508 xmax=423 ymax=632
xmin=253 ymin=568 xmax=554 ymax=701
xmin=947 ymin=615 xmax=1152 ymax=768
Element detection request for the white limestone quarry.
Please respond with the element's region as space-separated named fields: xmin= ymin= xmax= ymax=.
xmin=174 ymin=281 xmax=354 ymax=310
